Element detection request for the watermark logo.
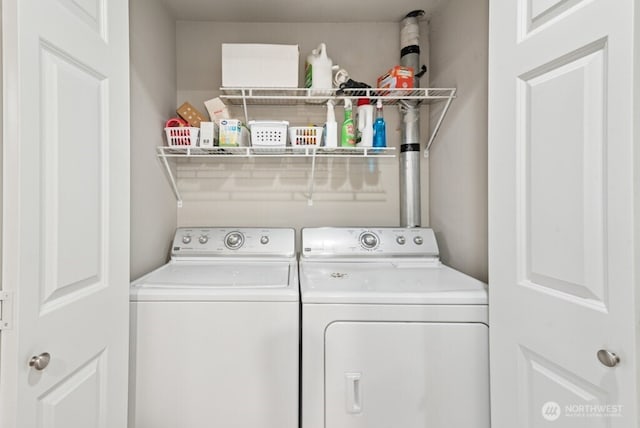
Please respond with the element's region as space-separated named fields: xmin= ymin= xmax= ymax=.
xmin=541 ymin=401 xmax=624 ymax=421
xmin=542 ymin=401 xmax=561 ymax=421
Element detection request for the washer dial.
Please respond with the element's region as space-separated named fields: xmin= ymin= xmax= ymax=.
xmin=359 ymin=232 xmax=379 ymax=250
xmin=225 ymin=231 xmax=245 ymax=249
xmin=182 ymin=235 xmax=192 ymax=244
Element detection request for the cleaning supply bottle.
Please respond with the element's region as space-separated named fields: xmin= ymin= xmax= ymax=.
xmin=324 ymin=100 xmax=338 ymax=148
xmin=341 ymin=98 xmax=355 ymax=147
xmin=305 ymin=43 xmax=333 ymax=96
xmin=356 ymin=98 xmax=374 ymax=147
xmin=373 ymin=99 xmax=386 ymax=148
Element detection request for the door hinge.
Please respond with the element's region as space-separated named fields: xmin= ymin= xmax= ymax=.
xmin=0 ymin=291 xmax=14 ymax=330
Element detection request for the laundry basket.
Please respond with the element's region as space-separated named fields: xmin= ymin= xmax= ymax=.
xmin=165 ymin=127 xmax=199 ymax=147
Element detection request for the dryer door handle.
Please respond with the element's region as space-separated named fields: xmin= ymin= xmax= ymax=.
xmin=345 ymin=372 xmax=362 ymax=414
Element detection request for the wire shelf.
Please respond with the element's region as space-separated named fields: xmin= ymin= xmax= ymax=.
xmin=219 ymin=87 xmax=456 ymax=106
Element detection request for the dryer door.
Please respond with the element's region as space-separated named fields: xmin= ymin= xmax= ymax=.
xmin=324 ymin=322 xmax=489 ymax=428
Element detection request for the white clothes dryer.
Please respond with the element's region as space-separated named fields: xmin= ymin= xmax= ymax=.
xmin=299 ymin=227 xmax=489 ymax=428
xmin=129 ymin=227 xmax=299 ymax=428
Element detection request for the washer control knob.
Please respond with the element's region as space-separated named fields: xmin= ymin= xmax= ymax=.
xmin=360 ymin=232 xmax=379 ymax=249
xmin=198 ymin=235 xmax=208 ymax=244
xmin=396 ymin=236 xmax=406 ymax=245
xmin=260 ymin=236 xmax=269 ymax=245
xmin=182 ymin=235 xmax=192 ymax=244
xmin=225 ymin=232 xmax=245 ymax=249
xmin=413 ymin=236 xmax=424 ymax=245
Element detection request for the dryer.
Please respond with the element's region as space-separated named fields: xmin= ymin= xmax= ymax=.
xmin=129 ymin=227 xmax=299 ymax=428
xmin=299 ymin=227 xmax=489 ymax=428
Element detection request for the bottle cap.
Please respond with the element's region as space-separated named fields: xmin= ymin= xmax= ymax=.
xmin=357 ymin=98 xmax=371 ymax=106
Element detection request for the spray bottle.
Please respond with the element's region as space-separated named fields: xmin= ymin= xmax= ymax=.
xmin=341 ymin=99 xmax=355 ymax=147
xmin=373 ymin=99 xmax=386 ymax=148
xmin=324 ymin=100 xmax=338 ymax=148
xmin=356 ymin=98 xmax=374 ymax=147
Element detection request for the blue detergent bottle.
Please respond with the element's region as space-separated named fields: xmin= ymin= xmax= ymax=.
xmin=373 ymin=99 xmax=386 ymax=148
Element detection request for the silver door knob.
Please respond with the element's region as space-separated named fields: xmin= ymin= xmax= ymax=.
xmin=29 ymin=352 xmax=51 ymax=371
xmin=597 ymin=349 xmax=620 ymax=367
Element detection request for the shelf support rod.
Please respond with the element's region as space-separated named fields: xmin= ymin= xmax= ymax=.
xmin=158 ymin=151 xmax=183 ymax=208
xmin=425 ymin=89 xmax=456 ymax=156
xmin=241 ymin=88 xmax=249 ymax=124
xmin=307 ymin=149 xmax=318 ymax=206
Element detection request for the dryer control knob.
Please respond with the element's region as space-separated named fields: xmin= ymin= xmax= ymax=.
xmin=360 ymin=232 xmax=379 ymax=249
xmin=225 ymin=232 xmax=245 ymax=249
xmin=260 ymin=236 xmax=270 ymax=245
xmin=198 ymin=235 xmax=209 ymax=244
xmin=396 ymin=236 xmax=406 ymax=245
xmin=182 ymin=235 xmax=192 ymax=244
xmin=413 ymin=236 xmax=424 ymax=245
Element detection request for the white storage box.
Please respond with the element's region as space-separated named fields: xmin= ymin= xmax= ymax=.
xmin=165 ymin=127 xmax=199 ymax=147
xmin=249 ymin=121 xmax=289 ymax=147
xmin=222 ymin=44 xmax=299 ymax=88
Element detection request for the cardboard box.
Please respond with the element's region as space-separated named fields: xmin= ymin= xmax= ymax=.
xmin=177 ymin=102 xmax=208 ymax=128
xmin=377 ymin=66 xmax=414 ymax=91
xmin=219 ymin=119 xmax=249 ymax=147
xmin=199 ymin=122 xmax=218 ymax=148
xmin=222 ymin=44 xmax=299 ymax=88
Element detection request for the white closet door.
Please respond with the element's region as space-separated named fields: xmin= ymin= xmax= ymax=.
xmin=1 ymin=0 xmax=130 ymax=426
xmin=489 ymin=0 xmax=638 ymax=427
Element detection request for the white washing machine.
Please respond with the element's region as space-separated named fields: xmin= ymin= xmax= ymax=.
xmin=300 ymin=227 xmax=490 ymax=428
xmin=129 ymin=227 xmax=299 ymax=428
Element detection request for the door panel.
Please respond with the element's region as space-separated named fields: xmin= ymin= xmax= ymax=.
xmin=519 ymin=40 xmax=607 ymax=307
xmin=40 ymin=43 xmax=106 ymax=314
xmin=324 ymin=322 xmax=489 ymax=428
xmin=1 ymin=0 xmax=130 ymax=426
xmin=489 ymin=0 xmax=638 ymax=426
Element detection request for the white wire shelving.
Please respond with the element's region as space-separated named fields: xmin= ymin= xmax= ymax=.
xmin=157 ymin=146 xmax=396 ymax=207
xmin=219 ymin=87 xmax=456 ymax=155
xmin=158 ymin=87 xmax=456 ymax=206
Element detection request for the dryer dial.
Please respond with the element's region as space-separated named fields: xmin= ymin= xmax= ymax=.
xmin=359 ymin=232 xmax=379 ymax=250
xmin=182 ymin=235 xmax=192 ymax=244
xmin=198 ymin=235 xmax=209 ymax=244
xmin=225 ymin=231 xmax=245 ymax=249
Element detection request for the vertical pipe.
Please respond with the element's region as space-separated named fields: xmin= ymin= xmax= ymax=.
xmin=399 ymin=10 xmax=424 ymax=227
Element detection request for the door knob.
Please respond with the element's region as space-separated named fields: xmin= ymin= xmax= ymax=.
xmin=597 ymin=349 xmax=620 ymax=368
xmin=29 ymin=352 xmax=51 ymax=371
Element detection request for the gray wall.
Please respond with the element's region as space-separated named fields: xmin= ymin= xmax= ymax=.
xmin=129 ymin=0 xmax=178 ymax=280
xmin=174 ymin=21 xmax=431 ymax=232
xmin=428 ymin=0 xmax=489 ymax=282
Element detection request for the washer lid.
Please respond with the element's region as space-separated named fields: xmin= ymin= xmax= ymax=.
xmin=130 ymin=260 xmax=298 ymax=302
xmin=299 ymin=261 xmax=487 ymax=304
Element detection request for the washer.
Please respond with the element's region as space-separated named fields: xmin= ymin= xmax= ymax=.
xmin=300 ymin=227 xmax=489 ymax=428
xmin=129 ymin=227 xmax=299 ymax=428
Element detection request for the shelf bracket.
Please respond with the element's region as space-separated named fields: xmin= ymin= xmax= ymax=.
xmin=158 ymin=150 xmax=183 ymax=208
xmin=424 ymin=89 xmax=456 ymax=157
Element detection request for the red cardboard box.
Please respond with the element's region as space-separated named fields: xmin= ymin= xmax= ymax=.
xmin=377 ymin=66 xmax=414 ymax=92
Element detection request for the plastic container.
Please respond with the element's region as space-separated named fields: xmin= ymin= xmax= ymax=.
xmin=289 ymin=126 xmax=324 ymax=148
xmin=357 ymin=98 xmax=374 ymax=147
xmin=165 ymin=127 xmax=199 ymax=147
xmin=248 ymin=120 xmax=289 ymax=147
xmin=305 ymin=43 xmax=334 ymax=95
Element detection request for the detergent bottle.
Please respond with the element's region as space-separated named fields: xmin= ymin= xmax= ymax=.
xmin=356 ymin=98 xmax=374 ymax=147
xmin=305 ymin=43 xmax=334 ymax=96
